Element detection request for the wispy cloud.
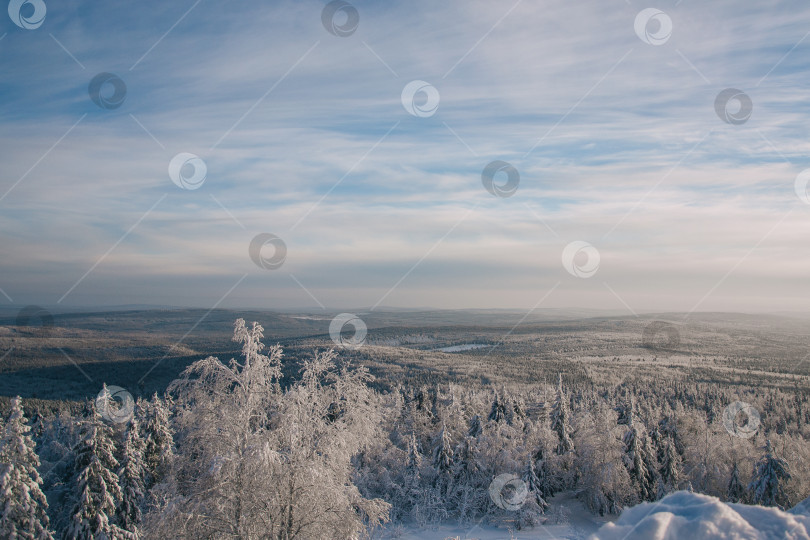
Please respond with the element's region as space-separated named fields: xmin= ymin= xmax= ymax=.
xmin=1 ymin=0 xmax=809 ymax=311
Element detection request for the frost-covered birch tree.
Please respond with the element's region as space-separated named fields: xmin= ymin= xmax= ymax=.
xmin=145 ymin=319 xmax=389 ymax=540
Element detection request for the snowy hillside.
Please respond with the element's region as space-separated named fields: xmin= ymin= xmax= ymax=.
xmin=591 ymin=491 xmax=810 ymax=540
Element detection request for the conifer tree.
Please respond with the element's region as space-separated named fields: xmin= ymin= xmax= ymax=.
xmin=748 ymin=439 xmax=791 ymax=509
xmin=141 ymin=395 xmax=173 ymax=488
xmin=616 ymin=395 xmax=635 ymax=426
xmin=550 ymin=374 xmax=573 ymax=455
xmin=532 ymin=445 xmax=555 ymax=499
xmin=727 ymin=460 xmax=746 ymax=503
xmin=451 ymin=436 xmax=479 ymax=489
xmin=512 ymin=397 xmax=527 ymax=422
xmin=450 ymin=436 xmax=484 ymax=523
xmin=487 ymin=393 xmax=506 ymax=424
xmin=467 ymin=414 xmax=482 ymax=438
xmin=523 ymin=456 xmax=549 ymax=513
xmin=622 ymin=421 xmax=658 ymax=502
xmin=658 ymin=437 xmax=681 ymax=494
xmin=65 ymin=404 xmax=130 ymax=540
xmin=117 ymin=419 xmax=146 ymax=537
xmin=414 ymin=388 xmax=430 ymax=416
xmin=406 ymin=431 xmax=421 ymax=471
xmin=0 ymin=397 xmax=54 ymax=540
xmin=404 ymin=431 xmax=422 ymax=503
xmin=432 ymin=424 xmax=453 ymax=496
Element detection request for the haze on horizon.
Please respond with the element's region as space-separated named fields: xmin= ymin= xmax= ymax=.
xmin=2 ymin=0 xmax=810 ymax=314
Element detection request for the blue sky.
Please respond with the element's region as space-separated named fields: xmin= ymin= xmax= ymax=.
xmin=1 ymin=0 xmax=810 ymax=312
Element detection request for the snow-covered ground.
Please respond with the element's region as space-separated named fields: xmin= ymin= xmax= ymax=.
xmin=381 ymin=492 xmax=810 ymax=540
xmin=591 ymin=491 xmax=810 ymax=540
xmin=435 ymin=344 xmax=491 ymax=353
xmin=379 ymin=491 xmax=613 ymax=539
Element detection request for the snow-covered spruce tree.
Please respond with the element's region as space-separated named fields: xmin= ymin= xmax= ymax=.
xmin=145 ymin=319 xmax=389 ymax=539
xmin=502 ymin=393 xmax=517 ymax=426
xmin=649 ymin=424 xmax=664 ymax=462
xmin=727 ymin=460 xmax=746 ymax=503
xmin=622 ymin=419 xmax=658 ymax=503
xmin=467 ymin=414 xmax=482 ymax=438
xmin=512 ymin=456 xmax=548 ymax=530
xmin=450 ymin=436 xmax=486 ymax=523
xmin=140 ymin=395 xmax=173 ymax=489
xmin=404 ymin=429 xmax=446 ymax=526
xmin=116 ymin=418 xmax=145 ymax=538
xmin=550 ymin=374 xmax=573 ymax=455
xmin=442 ymin=385 xmax=467 ymax=436
xmin=616 ymin=395 xmax=635 ymax=426
xmin=36 ymin=409 xmax=82 ymax=536
xmin=658 ymin=413 xmax=682 ymax=456
xmin=403 ymin=431 xmax=423 ymax=507
xmin=531 ymin=444 xmax=555 ymax=499
xmin=0 ymin=396 xmax=54 ymax=540
xmin=657 ymin=437 xmax=681 ymax=497
xmin=487 ymin=392 xmax=506 ymax=424
xmin=432 ymin=423 xmax=453 ymax=497
xmin=522 ymin=455 xmax=549 ymax=514
xmin=748 ymin=439 xmax=791 ymax=509
xmin=429 ymin=384 xmax=442 ymax=420
xmin=414 ymin=387 xmax=431 ymax=417
xmin=64 ymin=401 xmax=130 ymax=540
xmin=512 ymin=397 xmax=527 ymax=424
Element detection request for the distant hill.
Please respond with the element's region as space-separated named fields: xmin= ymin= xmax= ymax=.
xmin=1 ymin=308 xmax=808 ymax=403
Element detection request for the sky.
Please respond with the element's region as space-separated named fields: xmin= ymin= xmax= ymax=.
xmin=1 ymin=0 xmax=810 ymax=313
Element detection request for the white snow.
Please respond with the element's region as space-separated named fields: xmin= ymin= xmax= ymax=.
xmin=435 ymin=344 xmax=490 ymax=352
xmin=590 ymin=491 xmax=810 ymax=540
xmin=379 ymin=491 xmax=612 ymax=539
xmin=790 ymin=496 xmax=810 ymax=517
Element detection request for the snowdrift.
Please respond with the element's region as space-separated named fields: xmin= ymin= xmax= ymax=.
xmin=590 ymin=491 xmax=810 ymax=540
xmin=792 ymin=496 xmax=810 ymax=518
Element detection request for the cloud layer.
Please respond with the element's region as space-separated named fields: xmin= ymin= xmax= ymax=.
xmin=1 ymin=0 xmax=809 ymax=312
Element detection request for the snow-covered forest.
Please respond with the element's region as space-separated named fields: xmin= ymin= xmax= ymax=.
xmin=2 ymin=319 xmax=810 ymax=539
